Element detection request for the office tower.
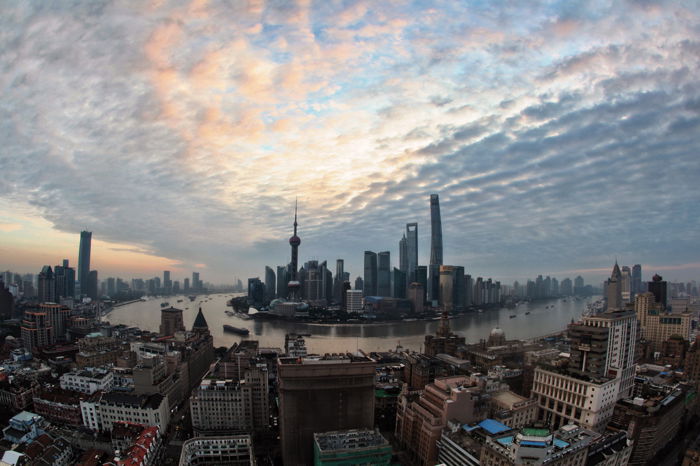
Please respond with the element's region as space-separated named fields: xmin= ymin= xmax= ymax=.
xmin=192 ymin=272 xmax=200 ymax=291
xmin=173 ymin=280 xmax=180 ymax=293
xmin=533 ymin=309 xmax=637 ymax=431
xmin=406 ymin=223 xmax=418 ymax=283
xmin=163 ymin=271 xmax=172 ymax=294
xmin=621 ymin=265 xmax=631 ymax=302
xmin=106 ymin=277 xmax=116 ymax=296
xmin=551 ymin=277 xmax=559 ymax=296
xmin=647 ymin=274 xmax=668 ymax=309
xmin=354 ymin=276 xmax=363 ymax=292
xmin=77 ymin=231 xmax=92 ymax=296
xmin=53 ymin=259 xmax=75 ymax=299
xmin=377 ymin=251 xmax=391 ymax=297
xmin=632 ymin=264 xmax=642 ymax=296
xmin=278 ymin=353 xmax=376 ymax=465
xmin=605 ymin=262 xmax=622 ymax=310
xmin=438 ymin=266 xmax=456 ymax=311
xmin=277 ymin=266 xmax=289 ymax=299
xmin=574 ymin=275 xmax=584 ymax=295
xmin=416 ymin=265 xmax=428 ymax=304
xmin=86 ymin=270 xmax=98 ymax=300
xmin=321 ymin=261 xmax=333 ymax=302
xmin=264 ymin=266 xmax=276 ymax=301
xmin=399 ymin=234 xmax=407 ymax=274
xmin=333 ymin=259 xmax=345 ymax=303
xmin=363 ymin=251 xmax=377 ymax=297
xmin=159 ymin=306 xmax=185 ymax=336
xmin=288 ymin=200 xmax=302 ymax=301
xmin=392 ymin=268 xmax=407 ymax=299
xmin=407 ymin=282 xmax=424 ymax=314
xmin=428 ymin=194 xmax=443 ymax=303
xmin=37 ymin=266 xmax=55 ymax=303
xmin=464 ymin=274 xmax=473 ymax=306
xmin=183 ymin=278 xmax=190 ymax=291
xmin=248 ymin=278 xmax=264 ymax=304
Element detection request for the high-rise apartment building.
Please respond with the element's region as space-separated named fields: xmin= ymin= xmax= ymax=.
xmin=53 ymin=260 xmax=75 ymax=299
xmin=37 ymin=266 xmax=55 ymax=303
xmin=377 ymin=251 xmax=391 ymax=297
xmin=77 ymin=231 xmax=92 ymax=296
xmin=363 ymin=251 xmax=377 ymax=297
xmin=278 ymin=353 xmax=376 ymax=466
xmin=406 ymin=223 xmax=418 ymax=284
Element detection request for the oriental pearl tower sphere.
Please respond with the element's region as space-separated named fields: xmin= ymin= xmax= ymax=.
xmin=287 ymin=200 xmax=301 ymax=301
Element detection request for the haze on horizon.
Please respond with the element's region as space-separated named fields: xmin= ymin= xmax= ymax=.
xmin=1 ymin=0 xmax=699 ymax=285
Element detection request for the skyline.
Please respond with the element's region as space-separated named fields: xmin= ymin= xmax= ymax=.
xmin=1 ymin=1 xmax=700 ymax=283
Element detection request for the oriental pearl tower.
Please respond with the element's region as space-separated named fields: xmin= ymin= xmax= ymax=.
xmin=287 ymin=199 xmax=301 ymax=301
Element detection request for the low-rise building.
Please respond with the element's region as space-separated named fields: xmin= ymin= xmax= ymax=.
xmin=490 ymin=390 xmax=538 ymax=429
xmin=313 ymin=428 xmax=392 ymax=465
xmin=178 ymin=435 xmax=256 ymax=466
xmin=98 ymin=392 xmax=170 ymax=432
xmin=2 ymin=411 xmax=47 ymax=444
xmin=60 ymin=367 xmax=114 ymax=394
xmin=32 ymin=387 xmax=84 ymax=426
xmin=107 ymin=424 xmax=162 ymax=466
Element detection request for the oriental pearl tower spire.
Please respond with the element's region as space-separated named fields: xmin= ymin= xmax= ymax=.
xmin=287 ymin=199 xmax=301 ymax=301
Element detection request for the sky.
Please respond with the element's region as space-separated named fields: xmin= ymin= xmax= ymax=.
xmin=1 ymin=0 xmax=700 ymax=286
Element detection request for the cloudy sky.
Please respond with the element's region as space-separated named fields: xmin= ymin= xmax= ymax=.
xmin=1 ymin=0 xmax=699 ymax=285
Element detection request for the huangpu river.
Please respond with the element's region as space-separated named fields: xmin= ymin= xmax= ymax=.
xmin=104 ymin=293 xmax=597 ymax=353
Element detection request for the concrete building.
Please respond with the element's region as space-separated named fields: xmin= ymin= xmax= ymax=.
xmin=395 ymin=376 xmax=484 ymax=466
xmin=490 ymin=390 xmax=538 ymax=429
xmin=346 ymin=290 xmax=363 ymax=313
xmin=636 ymin=291 xmax=691 ymax=354
xmin=179 ymin=435 xmax=256 ymax=466
xmin=278 ymin=353 xmax=376 ymax=466
xmin=608 ymin=386 xmax=686 ymax=466
xmin=60 ymin=367 xmax=114 ymax=394
xmin=313 ymin=429 xmax=391 ymax=466
xmin=98 ymin=392 xmax=170 ymax=432
xmin=606 ymin=262 xmax=623 ymax=311
xmin=20 ymin=308 xmax=53 ymax=352
xmin=159 ymin=307 xmax=185 ymax=336
xmin=424 ymin=312 xmax=465 ymax=357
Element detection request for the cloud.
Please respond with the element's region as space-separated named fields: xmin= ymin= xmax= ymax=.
xmin=0 ymin=0 xmax=699 ymax=285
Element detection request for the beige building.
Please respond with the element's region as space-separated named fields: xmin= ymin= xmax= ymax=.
xmin=490 ymin=390 xmax=537 ymax=429
xmin=636 ymin=292 xmax=691 ymax=353
xmin=395 ymin=376 xmax=484 ymax=466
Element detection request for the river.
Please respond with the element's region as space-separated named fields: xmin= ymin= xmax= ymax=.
xmin=103 ymin=294 xmax=597 ymax=353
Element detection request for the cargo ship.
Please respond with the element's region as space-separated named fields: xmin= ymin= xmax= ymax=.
xmin=223 ymin=325 xmax=249 ymax=335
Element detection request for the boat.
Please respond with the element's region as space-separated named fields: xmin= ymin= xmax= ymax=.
xmin=509 ymin=314 xmax=516 ymax=318
xmin=188 ymin=295 xmax=197 ymax=301
xmin=525 ymin=311 xmax=530 ymax=315
xmin=177 ymin=299 xmax=183 ymax=303
xmin=223 ymin=325 xmax=249 ymax=335
xmin=225 ymin=310 xmax=234 ymax=316
xmin=160 ymin=302 xmax=169 ymax=308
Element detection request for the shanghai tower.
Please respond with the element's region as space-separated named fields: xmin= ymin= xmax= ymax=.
xmin=78 ymin=230 xmax=92 ymax=296
xmin=428 ymin=194 xmax=443 ymax=303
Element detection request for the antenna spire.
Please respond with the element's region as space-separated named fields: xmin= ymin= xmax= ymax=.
xmin=293 ymin=198 xmax=298 ymax=235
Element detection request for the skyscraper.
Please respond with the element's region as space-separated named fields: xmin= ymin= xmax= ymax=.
xmin=333 ymin=259 xmax=345 ymax=303
xmin=78 ymin=231 xmax=91 ymax=296
xmin=632 ymin=264 xmax=642 ymax=296
xmin=428 ymin=194 xmax=443 ymax=303
xmin=265 ymin=266 xmax=276 ymax=301
xmin=399 ymin=234 xmax=407 ymax=274
xmin=377 ymin=251 xmax=391 ymax=297
xmin=277 ymin=266 xmax=289 ymax=299
xmin=606 ymin=262 xmax=622 ymax=311
xmin=406 ymin=223 xmax=418 ymax=284
xmin=192 ymin=272 xmax=200 ymax=291
xmin=163 ymin=270 xmax=172 ymax=294
xmin=37 ymin=266 xmax=55 ymax=303
xmin=363 ymin=251 xmax=377 ymax=297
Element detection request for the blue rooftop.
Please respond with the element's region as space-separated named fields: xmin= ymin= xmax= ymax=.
xmin=554 ymin=438 xmax=569 ymax=448
xmin=497 ymin=436 xmax=514 ymax=445
xmin=521 ymin=440 xmax=547 ymax=447
xmin=478 ymin=419 xmax=511 ymax=435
